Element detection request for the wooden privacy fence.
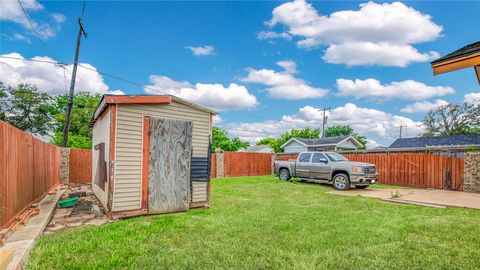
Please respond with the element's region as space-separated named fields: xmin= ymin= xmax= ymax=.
xmin=211 ymin=152 xmax=273 ymax=178
xmin=0 ymin=121 xmax=61 ymax=229
xmin=69 ymin=149 xmax=92 ymax=184
xmin=344 ymin=153 xmax=464 ymax=190
xmin=211 ymin=153 xmax=217 ymax=178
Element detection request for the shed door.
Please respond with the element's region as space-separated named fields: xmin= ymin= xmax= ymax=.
xmin=148 ymin=117 xmax=193 ymax=214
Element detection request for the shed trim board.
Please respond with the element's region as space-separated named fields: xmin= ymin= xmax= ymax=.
xmin=141 ymin=116 xmax=149 ymax=210
xmin=92 ymin=98 xmax=213 ymax=215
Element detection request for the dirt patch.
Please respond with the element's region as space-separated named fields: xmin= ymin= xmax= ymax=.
xmin=44 ymin=184 xmax=109 ymax=235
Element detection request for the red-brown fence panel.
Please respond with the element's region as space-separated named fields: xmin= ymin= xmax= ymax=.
xmin=211 ymin=153 xmax=216 ymax=178
xmin=344 ymin=153 xmax=464 ymax=190
xmin=69 ymin=149 xmax=92 ymax=184
xmin=0 ymin=121 xmax=61 ymax=229
xmin=223 ymin=152 xmax=272 ymax=177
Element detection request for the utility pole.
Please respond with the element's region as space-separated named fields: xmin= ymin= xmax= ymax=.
xmin=62 ymin=18 xmax=87 ymax=147
xmin=398 ymin=124 xmax=407 ymax=139
xmin=320 ymin=107 xmax=331 ymax=138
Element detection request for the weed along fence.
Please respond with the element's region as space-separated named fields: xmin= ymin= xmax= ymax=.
xmin=212 ymin=152 xmax=273 ymax=178
xmin=0 ymin=120 xmax=61 ymax=229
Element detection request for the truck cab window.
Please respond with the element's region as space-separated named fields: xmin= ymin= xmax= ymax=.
xmin=299 ymin=153 xmax=312 ymax=162
xmin=312 ymin=153 xmax=327 ymax=163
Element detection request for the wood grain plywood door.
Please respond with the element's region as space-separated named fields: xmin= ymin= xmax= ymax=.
xmin=148 ymin=117 xmax=193 ymax=214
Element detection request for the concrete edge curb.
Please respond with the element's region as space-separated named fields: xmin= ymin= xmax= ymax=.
xmin=0 ymin=186 xmax=64 ymax=270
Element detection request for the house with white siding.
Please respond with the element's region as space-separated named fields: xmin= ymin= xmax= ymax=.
xmin=281 ymin=136 xmax=362 ymax=153
xmin=90 ymin=95 xmax=216 ymax=219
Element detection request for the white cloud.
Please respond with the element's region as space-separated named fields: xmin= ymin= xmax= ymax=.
xmin=212 ymin=115 xmax=223 ymax=124
xmin=185 ymin=45 xmax=216 ymax=56
xmin=0 ymin=0 xmax=66 ymax=40
xmin=336 ymin=78 xmax=454 ymax=100
xmin=0 ymin=52 xmax=114 ymax=95
xmin=257 ymin=31 xmax=292 ymax=41
xmin=323 ymin=42 xmax=439 ymax=67
xmin=276 ymin=60 xmax=297 ymax=74
xmin=400 ymin=99 xmax=449 ymax=113
xmin=225 ymin=103 xmax=423 ymax=147
xmin=144 ymin=75 xmax=258 ymax=111
xmin=266 ymin=0 xmax=442 ymax=67
xmin=465 ymin=92 xmax=480 ymax=105
xmin=242 ymin=60 xmax=328 ymax=100
xmin=51 ymin=13 xmax=66 ymax=24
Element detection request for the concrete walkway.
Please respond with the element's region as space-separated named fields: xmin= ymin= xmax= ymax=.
xmin=329 ymin=188 xmax=480 ymax=210
xmin=0 ymin=187 xmax=64 ymax=270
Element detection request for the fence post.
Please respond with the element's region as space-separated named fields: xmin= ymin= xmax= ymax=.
xmin=216 ymin=149 xmax=224 ymax=178
xmin=464 ymin=152 xmax=480 ymax=193
xmin=60 ymin=148 xmax=70 ymax=184
xmin=271 ymin=153 xmax=276 ymax=175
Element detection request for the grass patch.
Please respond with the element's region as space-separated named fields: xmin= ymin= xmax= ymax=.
xmin=29 ymin=176 xmax=480 ymax=269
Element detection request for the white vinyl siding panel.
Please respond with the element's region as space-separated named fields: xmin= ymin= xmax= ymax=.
xmin=192 ymin=181 xmax=208 ymax=203
xmin=112 ymin=101 xmax=211 ymax=212
xmin=91 ymin=108 xmax=111 ymax=210
xmin=283 ymin=141 xmax=307 ymax=154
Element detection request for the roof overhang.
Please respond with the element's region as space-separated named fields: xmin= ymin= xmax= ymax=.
xmin=90 ymin=95 xmax=217 ymax=127
xmin=281 ymin=136 xmax=362 ymax=149
xmin=280 ymin=138 xmax=307 ymax=148
xmin=431 ymin=52 xmax=480 ymax=85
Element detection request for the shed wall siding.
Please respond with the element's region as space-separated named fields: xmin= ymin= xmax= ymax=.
xmin=113 ymin=101 xmax=211 ymax=212
xmin=91 ymin=108 xmax=111 ymax=209
xmin=192 ymin=181 xmax=208 ymax=202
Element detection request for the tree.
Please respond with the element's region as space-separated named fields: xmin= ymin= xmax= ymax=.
xmin=256 ymin=137 xmax=277 ymax=151
xmin=325 ymin=124 xmax=367 ymax=149
xmin=212 ymin=126 xmax=249 ymax=152
xmin=422 ymin=102 xmax=480 ymax=137
xmin=51 ymin=92 xmax=102 ymax=149
xmin=0 ymin=83 xmax=53 ymax=136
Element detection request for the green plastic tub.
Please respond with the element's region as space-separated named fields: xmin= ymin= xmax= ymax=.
xmin=58 ymin=197 xmax=78 ymax=208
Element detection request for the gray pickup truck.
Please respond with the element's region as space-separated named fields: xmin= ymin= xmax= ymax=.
xmin=274 ymin=152 xmax=378 ymax=190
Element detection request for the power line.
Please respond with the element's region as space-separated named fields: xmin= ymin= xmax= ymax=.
xmin=17 ymin=0 xmax=39 ymax=36
xmin=0 ymin=55 xmax=66 ymax=65
xmin=0 ymin=54 xmax=327 ymax=126
xmin=81 ymin=0 xmax=87 ymax=18
xmin=77 ymin=64 xmax=326 ymax=126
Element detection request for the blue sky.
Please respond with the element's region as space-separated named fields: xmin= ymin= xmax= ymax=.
xmin=1 ymin=0 xmax=479 ymax=147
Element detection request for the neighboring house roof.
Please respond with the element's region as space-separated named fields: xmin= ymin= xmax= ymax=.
xmin=281 ymin=135 xmax=362 ymax=148
xmin=90 ymin=94 xmax=217 ymax=126
xmin=389 ymin=134 xmax=480 ymax=149
xmin=431 ymin=41 xmax=480 ymax=64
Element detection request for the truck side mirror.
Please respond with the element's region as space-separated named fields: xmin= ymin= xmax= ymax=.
xmin=319 ymin=158 xmax=328 ymax=163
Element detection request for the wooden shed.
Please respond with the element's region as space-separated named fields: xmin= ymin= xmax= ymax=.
xmin=90 ymin=95 xmax=216 ymax=219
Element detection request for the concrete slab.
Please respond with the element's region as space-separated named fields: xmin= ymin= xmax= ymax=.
xmin=329 ymin=188 xmax=480 ymax=210
xmin=0 ymin=187 xmax=64 ymax=270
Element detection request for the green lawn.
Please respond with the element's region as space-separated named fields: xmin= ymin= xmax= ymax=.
xmin=29 ymin=176 xmax=480 ymax=269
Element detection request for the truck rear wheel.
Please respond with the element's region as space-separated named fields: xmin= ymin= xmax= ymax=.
xmin=279 ymin=169 xmax=291 ymax=181
xmin=333 ymin=173 xmax=350 ymax=190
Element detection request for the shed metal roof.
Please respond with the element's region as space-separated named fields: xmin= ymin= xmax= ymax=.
xmin=90 ymin=94 xmax=217 ymax=127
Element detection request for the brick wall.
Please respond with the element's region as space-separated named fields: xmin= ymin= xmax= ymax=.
xmin=464 ymin=152 xmax=480 ymax=193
